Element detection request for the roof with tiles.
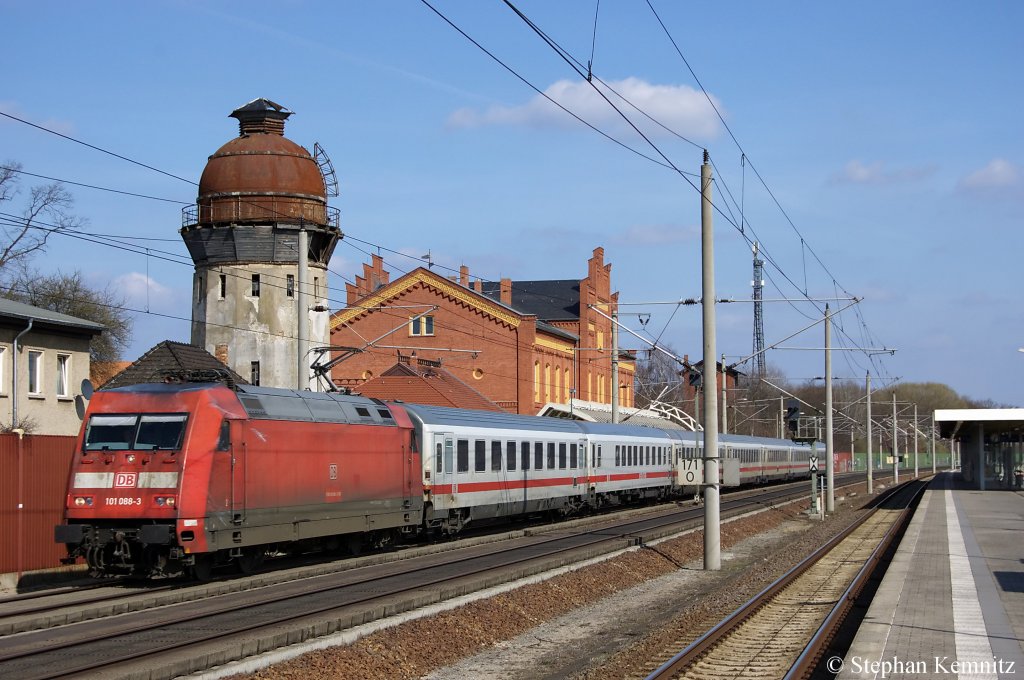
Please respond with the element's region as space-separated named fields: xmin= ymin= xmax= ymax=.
xmin=355 ymin=357 xmax=504 ymax=412
xmin=98 ymin=341 xmax=247 ymax=390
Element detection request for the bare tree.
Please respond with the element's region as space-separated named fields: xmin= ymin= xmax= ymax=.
xmin=0 ymin=162 xmax=84 ymax=278
xmin=633 ymin=344 xmax=686 ymax=409
xmin=5 ymin=268 xmax=132 ymax=362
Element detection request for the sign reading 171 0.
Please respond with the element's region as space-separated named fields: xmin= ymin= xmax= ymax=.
xmin=678 ymin=459 xmax=704 ymax=486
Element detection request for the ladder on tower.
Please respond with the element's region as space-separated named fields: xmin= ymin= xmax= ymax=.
xmin=313 ymin=142 xmax=339 ymax=197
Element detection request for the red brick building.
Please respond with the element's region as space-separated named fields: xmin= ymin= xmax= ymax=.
xmin=329 ymin=247 xmax=634 ymax=414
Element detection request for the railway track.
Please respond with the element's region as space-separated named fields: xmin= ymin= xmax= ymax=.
xmin=2 ymin=470 xmax=890 ymax=636
xmin=0 ymin=475 xmax=877 ymax=680
xmin=0 ymin=471 xmax=897 ymax=680
xmin=644 ymin=478 xmax=926 ymax=680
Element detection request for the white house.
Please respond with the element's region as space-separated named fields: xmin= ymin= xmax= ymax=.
xmin=0 ymin=298 xmax=103 ymax=436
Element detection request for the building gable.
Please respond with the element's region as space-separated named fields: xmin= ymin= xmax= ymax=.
xmin=331 ymin=268 xmax=523 ymax=330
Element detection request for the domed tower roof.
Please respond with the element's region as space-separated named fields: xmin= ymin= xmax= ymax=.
xmin=196 ymin=98 xmax=328 ymax=226
xmin=181 ymin=99 xmax=341 ymax=267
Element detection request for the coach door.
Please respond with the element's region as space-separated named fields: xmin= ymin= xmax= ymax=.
xmin=434 ymin=433 xmax=456 ymax=497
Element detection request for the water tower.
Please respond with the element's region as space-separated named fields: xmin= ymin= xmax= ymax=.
xmin=180 ymin=98 xmax=340 ymax=389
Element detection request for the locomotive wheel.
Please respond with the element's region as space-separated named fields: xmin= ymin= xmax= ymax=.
xmin=235 ymin=546 xmax=266 ymax=575
xmin=189 ymin=553 xmax=215 ymax=581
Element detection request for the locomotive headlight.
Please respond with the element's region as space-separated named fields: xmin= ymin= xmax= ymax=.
xmin=73 ymin=496 xmax=94 ymax=507
xmin=126 ymin=454 xmax=136 ymax=463
xmin=155 ymin=496 xmax=177 ymax=507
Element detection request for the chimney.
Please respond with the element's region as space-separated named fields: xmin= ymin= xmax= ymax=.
xmin=500 ymin=278 xmax=512 ymax=305
xmin=230 ymin=98 xmax=292 ymax=136
xmin=472 ymin=280 xmax=482 ymax=293
xmin=459 ymin=265 xmax=469 ymax=287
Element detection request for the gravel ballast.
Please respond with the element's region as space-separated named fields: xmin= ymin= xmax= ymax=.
xmin=222 ymin=483 xmax=881 ymax=680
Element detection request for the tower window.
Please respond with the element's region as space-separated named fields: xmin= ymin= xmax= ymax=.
xmin=250 ymin=361 xmax=260 ymax=386
xmin=251 ymin=274 xmax=260 ymax=297
xmin=286 ymin=274 xmax=295 ymax=298
xmin=314 ymin=276 xmax=320 ymax=300
xmin=219 ymin=274 xmax=226 ymax=299
xmin=410 ymin=315 xmax=434 ymax=336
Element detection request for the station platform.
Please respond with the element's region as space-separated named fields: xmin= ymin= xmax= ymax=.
xmin=838 ymin=472 xmax=1024 ymax=679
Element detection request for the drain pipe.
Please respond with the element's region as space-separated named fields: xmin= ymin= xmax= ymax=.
xmin=12 ymin=319 xmax=33 ymax=429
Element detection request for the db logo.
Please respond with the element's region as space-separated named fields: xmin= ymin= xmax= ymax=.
xmin=114 ymin=473 xmax=138 ymax=488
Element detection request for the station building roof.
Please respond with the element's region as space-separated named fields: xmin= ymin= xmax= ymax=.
xmin=934 ymin=408 xmax=1024 ymax=439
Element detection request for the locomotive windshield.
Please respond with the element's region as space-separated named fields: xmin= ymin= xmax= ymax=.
xmin=84 ymin=414 xmax=188 ymax=451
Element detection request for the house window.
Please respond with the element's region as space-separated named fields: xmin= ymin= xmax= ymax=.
xmin=0 ymin=346 xmax=6 ymax=394
xmin=250 ymin=361 xmax=260 ymax=386
xmin=28 ymin=350 xmax=43 ymax=394
xmin=410 ymin=315 xmax=434 ymax=336
xmin=286 ymin=274 xmax=295 ymax=298
xmin=56 ymin=354 xmax=70 ymax=397
xmin=219 ymin=274 xmax=227 ymax=299
xmin=251 ymin=274 xmax=260 ymax=297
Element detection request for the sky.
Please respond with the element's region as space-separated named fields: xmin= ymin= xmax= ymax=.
xmin=2 ymin=0 xmax=1022 ymax=406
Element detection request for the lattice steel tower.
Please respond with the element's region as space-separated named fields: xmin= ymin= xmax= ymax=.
xmin=752 ymin=242 xmax=765 ymax=379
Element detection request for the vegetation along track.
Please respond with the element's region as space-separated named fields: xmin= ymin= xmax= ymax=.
xmin=645 ymin=477 xmax=927 ymax=680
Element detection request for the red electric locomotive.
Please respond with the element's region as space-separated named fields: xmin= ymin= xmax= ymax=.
xmin=55 ymin=380 xmax=422 ymax=579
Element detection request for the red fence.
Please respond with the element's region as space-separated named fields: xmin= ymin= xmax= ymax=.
xmin=0 ymin=433 xmax=76 ymax=576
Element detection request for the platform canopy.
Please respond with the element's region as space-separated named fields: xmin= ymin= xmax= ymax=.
xmin=934 ymin=408 xmax=1024 ymax=439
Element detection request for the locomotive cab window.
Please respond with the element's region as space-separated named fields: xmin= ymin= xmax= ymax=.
xmin=84 ymin=415 xmax=137 ymax=451
xmin=84 ymin=414 xmax=188 ymax=452
xmin=135 ymin=415 xmax=188 ymax=450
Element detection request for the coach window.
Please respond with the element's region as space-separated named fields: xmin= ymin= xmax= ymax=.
xmin=507 ymin=441 xmax=517 ymax=471
xmin=457 ymin=439 xmax=469 ymax=473
xmin=436 ymin=442 xmax=443 ymax=473
xmin=475 ymin=440 xmax=486 ymax=472
xmin=558 ymin=443 xmax=567 ymax=469
xmin=535 ymin=442 xmax=544 ymax=470
xmin=570 ymin=443 xmax=578 ymax=468
xmin=491 ymin=441 xmax=502 ymax=471
xmin=597 ymin=444 xmax=602 ymax=467
xmin=615 ymin=445 xmax=620 ymax=466
xmin=547 ymin=442 xmax=556 ymax=470
xmin=521 ymin=441 xmax=531 ymax=470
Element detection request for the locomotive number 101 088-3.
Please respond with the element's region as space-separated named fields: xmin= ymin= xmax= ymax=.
xmin=105 ymin=497 xmax=143 ymax=506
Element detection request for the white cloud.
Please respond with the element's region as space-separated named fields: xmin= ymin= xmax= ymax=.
xmin=447 ymin=77 xmax=723 ymax=140
xmin=113 ymin=272 xmax=175 ymax=308
xmin=958 ymin=158 xmax=1021 ymax=192
xmin=831 ymin=160 xmax=935 ymax=185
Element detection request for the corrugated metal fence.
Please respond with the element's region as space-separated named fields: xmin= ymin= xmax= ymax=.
xmin=0 ymin=433 xmax=76 ymax=575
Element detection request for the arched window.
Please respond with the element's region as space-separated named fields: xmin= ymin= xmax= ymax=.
xmin=554 ymin=367 xmax=561 ymax=403
xmin=534 ymin=361 xmax=540 ymax=403
xmin=564 ymin=368 xmax=571 ymax=401
xmin=544 ymin=363 xmax=551 ymax=403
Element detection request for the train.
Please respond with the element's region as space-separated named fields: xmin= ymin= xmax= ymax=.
xmin=54 ymin=378 xmax=813 ymax=579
